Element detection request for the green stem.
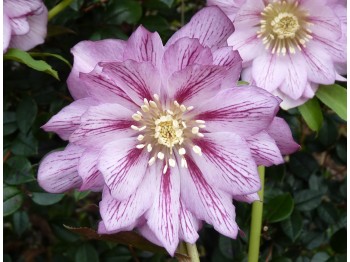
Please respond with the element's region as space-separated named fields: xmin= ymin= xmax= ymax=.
xmin=185 ymin=242 xmax=200 ymax=262
xmin=248 ymin=166 xmax=265 ymax=262
xmin=48 ymin=0 xmax=74 ymax=21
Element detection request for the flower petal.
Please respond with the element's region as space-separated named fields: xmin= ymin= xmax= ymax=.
xmin=180 ymin=157 xmax=238 ymax=238
xmin=42 ymin=98 xmax=99 ymax=140
xmin=37 ymin=145 xmax=84 ymax=193
xmin=267 ymin=117 xmax=300 ymax=155
xmin=246 ymin=131 xmax=284 ymax=166
xmin=101 ymin=60 xmax=161 ymax=105
xmin=4 ymin=0 xmax=42 ymax=17
xmin=98 ymin=138 xmax=149 ymax=201
xmin=78 ymin=149 xmax=104 ymax=191
xmin=98 ymin=220 xmax=137 ymax=234
xmin=233 ymin=0 xmax=265 ymax=26
xmin=69 ymin=103 xmax=136 ymax=147
xmin=67 ymin=39 xmax=126 ymax=99
xmin=233 ymin=193 xmax=259 ymax=203
xmin=10 ymin=17 xmax=30 ymax=35
xmin=166 ymin=6 xmax=234 ymax=50
xmin=179 ymin=201 xmax=201 ymax=244
xmin=190 ymin=132 xmax=260 ymax=195
xmin=194 ymin=87 xmax=280 ymax=137
xmin=207 ymin=0 xmax=246 ymax=21
xmin=3 ymin=13 xmax=11 ymax=53
xmin=145 ymin=163 xmax=180 ymax=256
xmin=123 ymin=25 xmax=164 ymax=69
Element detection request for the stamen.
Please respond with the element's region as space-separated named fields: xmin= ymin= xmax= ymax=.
xmin=157 ymin=152 xmax=165 ymax=160
xmin=163 ymin=164 xmax=168 ymax=174
xmin=195 ymin=120 xmax=205 ymax=124
xmin=181 ymin=158 xmax=188 ymax=168
xmin=137 ymin=135 xmax=144 ymax=141
xmin=132 ymin=114 xmax=142 ymax=121
xmin=178 ymin=148 xmax=186 ymax=155
xmin=192 ymin=127 xmax=199 ymax=134
xmin=131 ymin=125 xmax=139 ymax=131
xmin=169 ymin=158 xmax=176 ymax=167
xmin=148 ymin=157 xmax=155 ymax=166
xmin=149 ymin=101 xmax=158 ymax=108
xmin=136 ymin=144 xmax=145 ymax=149
xmin=147 ymin=144 xmax=153 ymax=152
xmin=193 ymin=145 xmax=202 ymax=156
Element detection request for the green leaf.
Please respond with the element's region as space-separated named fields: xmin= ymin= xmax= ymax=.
xmin=298 ymin=97 xmax=323 ymax=131
xmin=294 ymin=190 xmax=323 ymax=211
xmin=218 ymin=235 xmax=233 ymax=259
xmin=16 ymin=98 xmax=38 ymax=134
xmin=4 ymin=48 xmax=59 ymax=80
xmin=330 ymin=228 xmax=346 ymax=253
xmin=11 ymin=132 xmax=38 ymax=156
xmin=281 ymin=210 xmax=303 ymax=242
xmin=75 ymin=243 xmax=99 ymax=262
xmin=29 ymin=52 xmax=72 ymax=68
xmin=31 ymin=192 xmax=65 ymax=206
xmin=73 ymin=190 xmax=91 ymax=201
xmin=4 ymin=156 xmax=35 ymax=185
xmin=264 ymin=193 xmax=294 ymax=223
xmin=3 ymin=111 xmax=17 ymax=136
xmin=105 ymin=0 xmax=142 ymax=25
xmin=13 ymin=211 xmax=31 ymax=236
xmin=159 ymin=0 xmax=174 ymax=8
xmin=311 ymin=253 xmax=330 ymax=262
xmin=4 ymin=185 xmax=23 ymax=216
xmin=316 ymin=84 xmax=347 ymax=121
xmin=317 ymin=203 xmax=339 ymax=224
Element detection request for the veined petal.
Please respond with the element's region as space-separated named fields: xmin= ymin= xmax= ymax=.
xmin=98 ymin=220 xmax=137 ymax=235
xmin=179 ymin=201 xmax=201 ymax=244
xmin=166 ymin=6 xmax=234 ymax=50
xmin=123 ymin=25 xmax=164 ymax=69
xmin=194 ymin=87 xmax=280 ymax=137
xmin=101 ymin=60 xmax=161 ymax=105
xmin=10 ymin=17 xmax=30 ymax=35
xmin=138 ymin=223 xmax=163 ymax=247
xmin=180 ymin=157 xmax=238 ymax=239
xmin=42 ymin=98 xmax=99 ymax=140
xmin=274 ymin=89 xmax=310 ymax=110
xmin=98 ymin=138 xmax=149 ymax=201
xmin=246 ymin=131 xmax=284 ymax=166
xmin=190 ymin=132 xmax=260 ymax=195
xmin=267 ymin=117 xmax=300 ymax=155
xmin=145 ymin=163 xmax=180 ymax=256
xmin=78 ymin=149 xmax=104 ymax=191
xmin=162 ymin=37 xmax=213 ymax=79
xmin=233 ymin=0 xmax=265 ymax=26
xmin=207 ymin=0 xmax=246 ymax=21
xmin=37 ymin=145 xmax=84 ymax=193
xmin=233 ymin=193 xmax=259 ymax=203
xmin=3 ymin=13 xmax=11 ymax=53
xmin=67 ymin=39 xmax=126 ymax=99
xmin=69 ymin=103 xmax=136 ymax=147
xmin=4 ymin=0 xmax=42 ymax=17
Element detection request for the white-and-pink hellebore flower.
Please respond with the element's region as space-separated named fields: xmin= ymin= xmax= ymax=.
xmin=209 ymin=0 xmax=347 ymax=109
xmin=37 ymin=7 xmax=299 ymax=255
xmin=3 ymin=0 xmax=48 ymax=53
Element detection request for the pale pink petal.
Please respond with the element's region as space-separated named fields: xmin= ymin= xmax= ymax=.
xmin=101 ymin=60 xmax=161 ymax=105
xmin=101 ymin=166 xmax=158 ymax=231
xmin=274 ymin=89 xmax=310 ymax=110
xmin=267 ymin=117 xmax=300 ymax=155
xmin=145 ymin=163 xmax=180 ymax=256
xmin=233 ymin=193 xmax=259 ymax=203
xmin=97 ymin=138 xmax=149 ymax=201
xmin=123 ymin=26 xmax=164 ymax=69
xmin=313 ymin=34 xmax=346 ymax=64
xmin=166 ymin=6 xmax=234 ymax=50
xmin=207 ymin=0 xmax=246 ymax=21
xmin=67 ymin=39 xmax=126 ymax=99
xmin=246 ymin=131 xmax=284 ymax=166
xmin=162 ymin=37 xmax=213 ymax=79
xmin=138 ymin=223 xmax=163 ymax=247
xmin=37 ymin=145 xmax=84 ymax=193
xmin=233 ymin=0 xmax=265 ymax=26
xmin=179 ymin=201 xmax=201 ymax=244
xmin=42 ymin=98 xmax=99 ymax=140
xmin=69 ymin=103 xmax=136 ymax=147
xmin=98 ymin=220 xmax=137 ymax=234
xmin=194 ymin=87 xmax=280 ymax=137
xmin=302 ymin=82 xmax=318 ymax=99
xmin=3 ymin=13 xmax=11 ymax=53
xmin=190 ymin=132 xmax=260 ymax=195
xmin=78 ymin=149 xmax=104 ymax=191
xmin=4 ymin=0 xmax=42 ymax=17
xmin=9 ymin=17 xmax=30 ymax=35
xmin=180 ymin=157 xmax=238 ymax=238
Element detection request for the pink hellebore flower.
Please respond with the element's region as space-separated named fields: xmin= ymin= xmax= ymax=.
xmin=209 ymin=0 xmax=347 ymax=109
xmin=3 ymin=0 xmax=48 ymax=53
xmin=38 ymin=7 xmax=299 ymax=255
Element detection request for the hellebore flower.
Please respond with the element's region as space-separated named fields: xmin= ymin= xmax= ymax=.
xmin=38 ymin=7 xmax=299 ymax=255
xmin=209 ymin=0 xmax=347 ymax=109
xmin=3 ymin=0 xmax=48 ymax=53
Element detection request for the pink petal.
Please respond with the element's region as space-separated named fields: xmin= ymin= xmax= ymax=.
xmin=101 ymin=60 xmax=161 ymax=105
xmin=42 ymin=98 xmax=99 ymax=140
xmin=9 ymin=17 xmax=30 ymax=35
xmin=194 ymin=87 xmax=280 ymax=137
xmin=179 ymin=201 xmax=201 ymax=244
xmin=145 ymin=163 xmax=180 ymax=256
xmin=166 ymin=6 xmax=234 ymax=50
xmin=3 ymin=13 xmax=11 ymax=53
xmin=123 ymin=25 xmax=164 ymax=69
xmin=313 ymin=34 xmax=346 ymax=64
xmin=78 ymin=149 xmax=104 ymax=191
xmin=167 ymin=64 xmax=227 ymax=106
xmin=97 ymin=138 xmax=149 ymax=201
xmin=267 ymin=117 xmax=300 ymax=155
xmin=233 ymin=0 xmax=265 ymax=26
xmin=4 ymin=0 xmax=42 ymax=18
xmin=100 ymin=166 xmax=158 ymax=231
xmin=138 ymin=223 xmax=163 ymax=247
xmin=69 ymin=103 xmax=136 ymax=147
xmin=207 ymin=0 xmax=246 ymax=21
xmin=98 ymin=220 xmax=137 ymax=234
xmin=190 ymin=132 xmax=260 ymax=195
xmin=37 ymin=145 xmax=84 ymax=193
xmin=162 ymin=37 xmax=213 ymax=79
xmin=233 ymin=193 xmax=259 ymax=203
xmin=67 ymin=39 xmax=126 ymax=99
xmin=246 ymin=131 xmax=284 ymax=166
xmin=180 ymin=157 xmax=238 ymax=238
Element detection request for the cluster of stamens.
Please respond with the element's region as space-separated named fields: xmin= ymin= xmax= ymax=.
xmin=131 ymin=94 xmax=206 ymax=173
xmin=257 ymin=1 xmax=313 ymax=55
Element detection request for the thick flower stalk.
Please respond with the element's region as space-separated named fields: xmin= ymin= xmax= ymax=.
xmin=209 ymin=0 xmax=347 ymax=109
xmin=3 ymin=0 xmax=48 ymax=53
xmin=38 ymin=7 xmax=299 ymax=255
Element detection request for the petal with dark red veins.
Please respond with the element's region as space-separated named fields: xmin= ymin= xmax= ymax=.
xmin=78 ymin=149 xmax=104 ymax=191
xmin=179 ymin=201 xmax=201 ymax=244
xmin=233 ymin=193 xmax=259 ymax=203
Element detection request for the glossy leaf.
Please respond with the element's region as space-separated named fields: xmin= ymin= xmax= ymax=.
xmin=31 ymin=192 xmax=65 ymax=206
xmin=294 ymin=190 xmax=323 ymax=211
xmin=281 ymin=210 xmax=303 ymax=242
xmin=75 ymin=243 xmax=99 ymax=262
xmin=4 ymin=185 xmax=23 ymax=216
xmin=13 ymin=211 xmax=31 ymax=236
xmin=16 ymin=98 xmax=38 ymax=134
xmin=298 ymin=97 xmax=323 ymax=131
xmin=264 ymin=193 xmax=294 ymax=223
xmin=4 ymin=156 xmax=35 ymax=185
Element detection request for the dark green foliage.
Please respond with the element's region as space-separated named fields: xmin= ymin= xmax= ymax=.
xmin=3 ymin=0 xmax=346 ymax=261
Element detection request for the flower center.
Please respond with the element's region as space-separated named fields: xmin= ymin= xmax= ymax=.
xmin=131 ymin=94 xmax=205 ymax=173
xmin=257 ymin=0 xmax=313 ymax=55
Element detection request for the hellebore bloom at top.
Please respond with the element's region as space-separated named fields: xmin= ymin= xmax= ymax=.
xmin=38 ymin=7 xmax=299 ymax=255
xmin=3 ymin=0 xmax=48 ymax=53
xmin=209 ymin=0 xmax=347 ymax=109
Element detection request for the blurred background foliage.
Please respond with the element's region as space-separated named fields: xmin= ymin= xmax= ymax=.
xmin=3 ymin=0 xmax=347 ymax=261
